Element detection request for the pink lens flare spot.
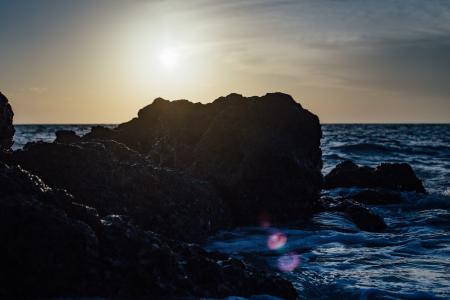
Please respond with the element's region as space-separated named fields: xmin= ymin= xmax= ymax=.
xmin=267 ymin=232 xmax=287 ymax=250
xmin=277 ymin=252 xmax=300 ymax=272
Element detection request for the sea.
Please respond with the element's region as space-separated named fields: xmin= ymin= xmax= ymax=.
xmin=13 ymin=124 xmax=450 ymax=300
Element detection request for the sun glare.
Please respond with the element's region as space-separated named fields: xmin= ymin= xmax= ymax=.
xmin=159 ymin=47 xmax=179 ymax=68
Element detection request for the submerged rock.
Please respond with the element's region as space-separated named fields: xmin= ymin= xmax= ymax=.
xmin=324 ymin=160 xmax=426 ymax=193
xmin=83 ymin=93 xmax=323 ymax=225
xmin=11 ymin=140 xmax=228 ymax=242
xmin=0 ymin=92 xmax=14 ymax=151
xmin=0 ymin=162 xmax=297 ymax=299
xmin=316 ymin=197 xmax=387 ymax=232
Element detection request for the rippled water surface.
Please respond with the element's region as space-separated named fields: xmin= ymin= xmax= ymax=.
xmin=13 ymin=124 xmax=450 ymax=299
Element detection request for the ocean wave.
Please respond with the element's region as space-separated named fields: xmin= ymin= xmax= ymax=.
xmin=331 ymin=143 xmax=394 ymax=154
xmin=322 ymin=153 xmax=345 ymax=160
xmin=330 ymin=142 xmax=449 ymax=159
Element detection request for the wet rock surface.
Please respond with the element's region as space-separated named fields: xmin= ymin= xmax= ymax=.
xmin=0 ymin=92 xmax=14 ymax=151
xmin=324 ymin=160 xmax=426 ymax=193
xmin=0 ymin=162 xmax=297 ymax=299
xmin=82 ymin=93 xmax=323 ymax=225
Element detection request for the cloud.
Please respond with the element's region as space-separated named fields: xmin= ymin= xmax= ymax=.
xmin=183 ymin=0 xmax=450 ymax=100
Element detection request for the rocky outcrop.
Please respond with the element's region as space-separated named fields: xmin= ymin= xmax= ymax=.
xmin=82 ymin=93 xmax=323 ymax=225
xmin=11 ymin=140 xmax=228 ymax=242
xmin=315 ymin=197 xmax=387 ymax=232
xmin=0 ymin=162 xmax=297 ymax=299
xmin=324 ymin=160 xmax=426 ymax=193
xmin=0 ymin=92 xmax=14 ymax=151
xmin=2 ymin=92 xmax=323 ymax=298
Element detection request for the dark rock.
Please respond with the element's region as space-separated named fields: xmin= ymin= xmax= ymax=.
xmin=55 ymin=130 xmax=81 ymax=144
xmin=0 ymin=92 xmax=15 ymax=151
xmin=91 ymin=215 xmax=297 ymax=300
xmin=11 ymin=140 xmax=228 ymax=242
xmin=324 ymin=160 xmax=426 ymax=193
xmin=349 ymin=189 xmax=403 ymax=205
xmin=82 ymin=125 xmax=116 ymax=141
xmin=316 ymin=197 xmax=387 ymax=232
xmin=0 ymin=162 xmax=297 ymax=299
xmin=3 ymin=92 xmax=319 ymax=298
xmin=375 ymin=163 xmax=426 ymax=193
xmin=83 ymin=92 xmax=323 ymax=225
xmin=0 ymin=162 xmax=99 ymax=298
xmin=13 ymin=93 xmax=322 ymax=236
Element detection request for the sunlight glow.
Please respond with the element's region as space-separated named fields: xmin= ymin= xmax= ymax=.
xmin=159 ymin=47 xmax=179 ymax=68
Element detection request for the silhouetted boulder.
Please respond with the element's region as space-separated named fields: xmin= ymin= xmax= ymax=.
xmin=0 ymin=162 xmax=297 ymax=299
xmin=11 ymin=140 xmax=227 ymax=242
xmin=54 ymin=130 xmax=81 ymax=144
xmin=84 ymin=93 xmax=323 ymax=225
xmin=0 ymin=92 xmax=14 ymax=151
xmin=316 ymin=197 xmax=387 ymax=232
xmin=82 ymin=125 xmax=115 ymax=141
xmin=324 ymin=160 xmax=426 ymax=193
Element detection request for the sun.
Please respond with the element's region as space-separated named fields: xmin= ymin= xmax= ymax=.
xmin=159 ymin=47 xmax=179 ymax=68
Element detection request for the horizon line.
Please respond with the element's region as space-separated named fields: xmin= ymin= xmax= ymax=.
xmin=13 ymin=122 xmax=450 ymax=126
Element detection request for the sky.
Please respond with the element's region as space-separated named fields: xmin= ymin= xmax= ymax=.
xmin=1 ymin=0 xmax=449 ymax=124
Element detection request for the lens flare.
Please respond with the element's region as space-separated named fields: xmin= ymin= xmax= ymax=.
xmin=277 ymin=252 xmax=300 ymax=272
xmin=267 ymin=232 xmax=287 ymax=250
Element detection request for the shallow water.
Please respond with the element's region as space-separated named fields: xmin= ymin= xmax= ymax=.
xmin=13 ymin=124 xmax=450 ymax=299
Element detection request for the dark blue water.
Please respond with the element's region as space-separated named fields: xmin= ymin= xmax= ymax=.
xmin=13 ymin=124 xmax=450 ymax=300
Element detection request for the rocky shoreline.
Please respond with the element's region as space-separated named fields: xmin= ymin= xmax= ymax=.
xmin=0 ymin=92 xmax=426 ymax=299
